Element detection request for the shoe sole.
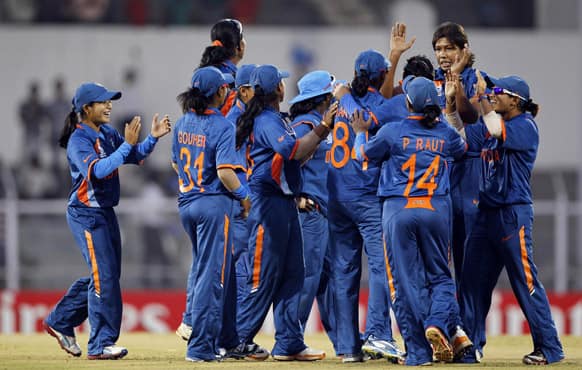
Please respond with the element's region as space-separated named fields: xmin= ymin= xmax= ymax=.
xmin=246 ymin=354 xmax=269 ymax=361
xmin=522 ymin=357 xmax=548 ymax=365
xmin=362 ymin=346 xmax=403 ymax=362
xmin=272 ymin=354 xmax=325 ymax=361
xmin=87 ymin=349 xmax=128 ymax=360
xmin=43 ymin=322 xmax=81 ymax=357
xmin=426 ymin=327 xmax=453 ymax=363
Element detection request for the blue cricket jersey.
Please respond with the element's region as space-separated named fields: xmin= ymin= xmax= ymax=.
xmin=362 ymin=115 xmax=466 ymax=199
xmin=464 ymin=113 xmax=538 ymax=207
xmin=66 ymin=123 xmax=156 ymax=208
xmin=291 ymin=110 xmax=332 ymax=215
xmin=172 ymin=108 xmax=243 ymax=207
xmin=327 ymin=88 xmax=405 ymax=202
xmin=248 ymin=107 xmax=302 ymax=196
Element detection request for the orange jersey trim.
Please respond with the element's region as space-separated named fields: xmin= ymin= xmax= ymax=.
xmin=221 ymin=215 xmax=230 ymax=286
xmin=292 ymin=120 xmax=315 ymax=130
xmin=220 ymin=90 xmax=237 ymax=116
xmin=271 ymin=153 xmax=283 ymax=186
xmin=289 ymin=140 xmax=299 ymax=161
xmin=519 ymin=226 xmax=535 ymax=294
xmin=383 ymin=237 xmax=396 ymax=302
xmin=217 ymin=164 xmax=246 ymax=171
xmin=84 ymin=230 xmax=101 ymax=296
xmin=404 ymin=196 xmax=435 ymax=210
xmin=500 ymin=118 xmax=507 ymax=141
xmin=251 ymin=225 xmax=264 ymax=291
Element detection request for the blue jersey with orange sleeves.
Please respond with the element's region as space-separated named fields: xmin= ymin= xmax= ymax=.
xmin=248 ymin=107 xmax=302 ymax=196
xmin=292 ymin=110 xmax=332 ymax=215
xmin=363 ymin=115 xmax=466 ymax=199
xmin=66 ymin=123 xmax=154 ymax=208
xmin=464 ymin=113 xmax=538 ymax=207
xmin=327 ymin=89 xmax=405 ymax=201
xmin=172 ymin=108 xmax=243 ymax=206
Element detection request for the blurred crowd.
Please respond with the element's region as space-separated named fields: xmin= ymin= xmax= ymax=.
xmin=0 ymin=0 xmax=534 ymax=27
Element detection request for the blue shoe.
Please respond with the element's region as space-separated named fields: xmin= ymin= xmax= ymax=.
xmin=225 ymin=342 xmax=269 ymax=361
xmin=361 ymin=335 xmax=405 ymax=363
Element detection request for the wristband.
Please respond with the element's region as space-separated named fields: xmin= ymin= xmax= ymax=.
xmin=320 ymin=120 xmax=331 ymax=129
xmin=231 ymin=184 xmax=250 ymax=200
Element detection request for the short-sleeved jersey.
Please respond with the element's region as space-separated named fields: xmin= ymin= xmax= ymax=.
xmin=172 ymin=108 xmax=243 ymax=207
xmin=292 ymin=110 xmax=332 ymax=214
xmin=327 ymin=88 xmax=406 ymax=201
xmin=464 ymin=113 xmax=538 ymax=207
xmin=363 ymin=115 xmax=466 ymax=199
xmin=66 ymin=123 xmax=147 ymax=208
xmin=248 ymin=107 xmax=301 ymax=196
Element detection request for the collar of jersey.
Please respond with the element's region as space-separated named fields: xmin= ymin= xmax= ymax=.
xmin=76 ymin=122 xmax=102 ymax=139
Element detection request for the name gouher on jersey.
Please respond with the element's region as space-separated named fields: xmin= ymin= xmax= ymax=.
xmin=402 ymin=137 xmax=445 ymax=152
xmin=177 ymin=131 xmax=206 ymax=147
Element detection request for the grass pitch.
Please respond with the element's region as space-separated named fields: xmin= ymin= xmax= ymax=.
xmin=0 ymin=333 xmax=580 ymax=369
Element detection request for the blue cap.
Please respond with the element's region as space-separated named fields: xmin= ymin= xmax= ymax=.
xmin=289 ymin=70 xmax=335 ymax=105
xmin=235 ymin=64 xmax=259 ymax=88
xmin=191 ymin=66 xmax=235 ymax=97
xmin=402 ymin=76 xmax=439 ymax=112
xmin=250 ymin=64 xmax=290 ymax=94
xmin=354 ymin=49 xmax=391 ymax=79
xmin=73 ymin=83 xmax=121 ymax=113
xmin=487 ymin=75 xmax=530 ymax=101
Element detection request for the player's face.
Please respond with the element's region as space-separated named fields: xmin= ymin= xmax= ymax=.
xmin=239 ymin=85 xmax=254 ymax=104
xmin=434 ymin=38 xmax=461 ymax=71
xmin=84 ymin=101 xmax=112 ymax=125
xmin=277 ymin=80 xmax=285 ymax=102
xmin=489 ymin=91 xmax=516 ymax=115
xmin=237 ymin=38 xmax=246 ymax=59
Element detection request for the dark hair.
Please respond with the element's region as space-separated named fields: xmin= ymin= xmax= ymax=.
xmin=177 ymin=87 xmax=211 ymax=115
xmin=351 ymin=71 xmax=385 ymax=98
xmin=236 ymin=86 xmax=279 ymax=148
xmin=403 ymin=55 xmax=435 ymax=80
xmin=519 ymin=99 xmax=539 ymax=118
xmin=199 ymin=19 xmax=243 ymax=68
xmin=420 ymin=105 xmax=442 ymax=128
xmin=432 ymin=22 xmax=475 ymax=67
xmin=59 ymin=107 xmax=79 ymax=148
xmin=289 ymin=93 xmax=331 ymax=119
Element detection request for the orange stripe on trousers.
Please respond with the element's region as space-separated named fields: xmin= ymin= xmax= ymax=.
xmin=252 ymin=225 xmax=264 ymax=290
xmin=383 ymin=237 xmax=396 ymax=302
xmin=519 ymin=226 xmax=534 ymax=294
xmin=84 ymin=230 xmax=101 ymax=296
xmin=221 ymin=215 xmax=230 ymax=285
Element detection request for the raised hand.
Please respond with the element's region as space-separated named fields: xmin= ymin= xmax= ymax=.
xmin=124 ymin=116 xmax=141 ymax=145
xmin=390 ymin=22 xmax=416 ymax=56
xmin=451 ymin=43 xmax=472 ymax=74
xmin=322 ymin=101 xmax=339 ymax=128
xmin=150 ymin=113 xmax=171 ymax=138
xmin=445 ymin=71 xmax=458 ymax=101
xmin=350 ymin=109 xmax=372 ymax=134
xmin=474 ymin=69 xmax=487 ymax=97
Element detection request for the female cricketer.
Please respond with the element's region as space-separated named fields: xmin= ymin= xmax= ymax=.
xmin=44 ymin=82 xmax=171 ymax=360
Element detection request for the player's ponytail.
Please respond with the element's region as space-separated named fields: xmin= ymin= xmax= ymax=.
xmin=58 ymin=107 xmax=79 ymax=149
xmin=351 ymin=72 xmax=370 ymax=98
xmin=200 ymin=19 xmax=243 ymax=68
xmin=289 ymin=93 xmax=331 ymax=120
xmin=420 ymin=105 xmax=442 ymax=128
xmin=236 ymin=86 xmax=278 ymax=148
xmin=177 ymin=87 xmax=211 ymax=115
xmin=520 ymin=98 xmax=539 ymax=118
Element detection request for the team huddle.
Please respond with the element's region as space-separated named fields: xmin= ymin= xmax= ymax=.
xmin=42 ymin=18 xmax=565 ymax=366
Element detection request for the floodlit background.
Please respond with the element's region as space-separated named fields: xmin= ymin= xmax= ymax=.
xmin=0 ymin=0 xmax=581 ymax=336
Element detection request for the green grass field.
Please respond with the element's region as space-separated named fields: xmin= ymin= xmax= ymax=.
xmin=1 ymin=334 xmax=580 ymax=369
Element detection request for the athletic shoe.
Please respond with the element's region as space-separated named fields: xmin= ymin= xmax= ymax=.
xmin=226 ymin=342 xmax=269 ymax=361
xmin=272 ymin=347 xmax=325 ymax=361
xmin=87 ymin=345 xmax=128 ymax=360
xmin=175 ymin=322 xmax=192 ymax=341
xmin=185 ymin=354 xmax=222 ymax=362
xmin=361 ymin=335 xmax=405 ymax=363
xmin=522 ymin=349 xmax=548 ymax=365
xmin=425 ymin=326 xmax=453 ymax=363
xmin=341 ymin=352 xmax=369 ymax=363
xmin=43 ymin=321 xmax=82 ymax=357
xmin=451 ymin=326 xmax=473 ymax=361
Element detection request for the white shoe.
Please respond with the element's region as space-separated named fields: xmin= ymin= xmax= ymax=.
xmin=43 ymin=321 xmax=82 ymax=357
xmin=451 ymin=326 xmax=473 ymax=360
xmin=362 ymin=335 xmax=405 ymax=362
xmin=175 ymin=322 xmax=192 ymax=341
xmin=87 ymin=345 xmax=128 ymax=360
xmin=273 ymin=347 xmax=325 ymax=361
